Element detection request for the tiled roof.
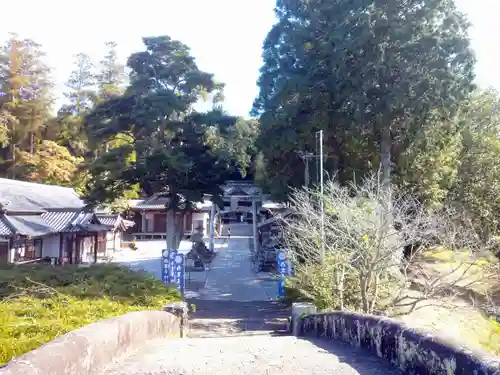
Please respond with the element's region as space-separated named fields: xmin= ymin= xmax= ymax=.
xmin=64 ymin=212 xmax=97 ymax=232
xmin=225 ymin=186 xmax=248 ymax=196
xmin=41 ymin=211 xmax=79 ymax=232
xmin=0 ymin=217 xmax=12 ymax=236
xmin=96 ymin=213 xmax=135 ymax=230
xmin=4 ymin=215 xmax=54 ymax=237
xmin=257 ymin=209 xmax=296 ymax=229
xmin=40 ymin=211 xmax=98 ymax=233
xmin=0 ymin=178 xmax=84 ymax=212
xmin=134 ymin=194 xmax=217 ymax=213
xmin=96 ymin=214 xmax=118 ymax=227
xmin=135 ymin=197 xmax=169 ymax=210
xmin=221 ymin=183 xmax=262 ymax=197
xmin=0 ymin=208 xmax=121 ymax=237
xmin=77 ymin=223 xmax=113 ymax=232
xmin=128 ymin=199 xmax=145 ymax=208
xmin=73 ymin=212 xmax=94 ymax=225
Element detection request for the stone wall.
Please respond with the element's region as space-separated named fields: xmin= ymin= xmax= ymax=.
xmin=0 ymin=310 xmax=183 ymax=375
xmin=299 ymin=311 xmax=500 ymax=375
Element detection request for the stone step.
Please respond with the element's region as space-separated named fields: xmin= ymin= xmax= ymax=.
xmin=186 ymin=299 xmax=291 ymax=338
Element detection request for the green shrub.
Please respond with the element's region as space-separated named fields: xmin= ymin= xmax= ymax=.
xmin=280 ymin=284 xmax=313 ymax=306
xmin=282 ymin=254 xmax=374 ymax=312
xmin=0 ymin=264 xmax=180 ymax=365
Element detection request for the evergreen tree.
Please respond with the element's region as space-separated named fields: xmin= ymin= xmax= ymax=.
xmin=253 ymin=0 xmax=476 ymax=201
xmin=65 ymin=53 xmax=96 ymax=114
xmin=84 ymin=36 xmax=248 ymax=249
xmin=0 ymin=33 xmax=54 ymax=178
xmin=451 ymin=89 xmax=500 ymax=239
xmin=96 ymin=41 xmax=126 ymax=101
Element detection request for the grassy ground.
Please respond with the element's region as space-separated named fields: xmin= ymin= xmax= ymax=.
xmin=0 ymin=263 xmax=181 ymax=365
xmin=401 ymin=247 xmax=500 ymax=355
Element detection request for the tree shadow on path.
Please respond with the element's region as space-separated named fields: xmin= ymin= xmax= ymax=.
xmin=302 ymin=336 xmax=403 ymax=375
xmin=187 ymin=299 xmax=290 ymax=337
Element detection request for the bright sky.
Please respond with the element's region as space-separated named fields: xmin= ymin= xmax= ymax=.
xmin=0 ymin=0 xmax=498 ymax=118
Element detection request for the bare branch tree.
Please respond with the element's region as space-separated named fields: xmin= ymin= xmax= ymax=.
xmin=280 ymin=174 xmax=498 ymax=315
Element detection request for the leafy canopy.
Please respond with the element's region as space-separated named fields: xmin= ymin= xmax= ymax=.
xmin=84 ymin=36 xmax=242 ymax=208
xmin=253 ymin=0 xmax=476 ymax=199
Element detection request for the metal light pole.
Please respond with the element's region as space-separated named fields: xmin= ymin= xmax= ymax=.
xmin=317 ymin=130 xmax=325 ymax=264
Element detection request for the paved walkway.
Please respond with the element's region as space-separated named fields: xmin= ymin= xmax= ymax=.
xmin=97 ymin=224 xmax=401 ymax=374
xmin=100 ymin=335 xmax=401 ymax=375
xmin=187 ymin=236 xmax=276 ymax=301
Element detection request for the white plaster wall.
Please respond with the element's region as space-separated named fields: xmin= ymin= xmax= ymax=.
xmin=83 ymin=237 xmax=94 ymax=263
xmin=115 ymin=231 xmax=122 ymax=250
xmin=106 ymin=231 xmax=115 ymax=251
xmin=104 ymin=230 xmax=122 ymax=253
xmin=192 ymin=212 xmax=209 ymax=237
xmin=42 ymin=235 xmax=60 ymax=258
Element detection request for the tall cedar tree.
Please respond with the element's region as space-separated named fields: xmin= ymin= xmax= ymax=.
xmin=253 ymin=0 xmax=476 ymax=201
xmin=97 ymin=41 xmax=126 ymax=102
xmin=0 ymin=34 xmax=53 ymax=178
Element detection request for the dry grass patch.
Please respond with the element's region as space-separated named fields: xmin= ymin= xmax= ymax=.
xmin=401 ymin=247 xmax=500 ymax=355
xmin=420 ymin=246 xmax=498 ymax=297
xmin=400 ymin=300 xmax=500 ymax=355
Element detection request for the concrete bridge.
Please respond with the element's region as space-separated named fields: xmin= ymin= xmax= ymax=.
xmin=2 ymin=224 xmax=499 ymax=375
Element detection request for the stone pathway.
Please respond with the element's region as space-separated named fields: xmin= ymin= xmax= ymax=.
xmin=186 ymin=236 xmax=276 ymax=302
xmin=99 ymin=335 xmax=401 ymax=375
xmin=187 ymin=299 xmax=289 ymax=338
xmin=96 ymin=224 xmax=402 ymax=375
xmin=186 ymin=231 xmax=284 ymax=337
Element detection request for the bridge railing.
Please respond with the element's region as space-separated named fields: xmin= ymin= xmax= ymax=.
xmin=292 ymin=302 xmax=500 ymax=375
xmin=0 ymin=302 xmax=188 ymax=375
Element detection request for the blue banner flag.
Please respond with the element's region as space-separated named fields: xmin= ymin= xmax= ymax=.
xmin=168 ymin=249 xmax=178 ymax=284
xmin=161 ymin=249 xmax=185 ymax=295
xmin=173 ymin=253 xmax=185 ymax=295
xmin=161 ymin=249 xmax=170 ymax=284
xmin=276 ymin=250 xmax=289 ymax=297
xmin=162 ymin=248 xmax=178 ymax=284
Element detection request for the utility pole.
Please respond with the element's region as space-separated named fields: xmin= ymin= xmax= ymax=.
xmin=296 ymin=151 xmax=315 ymax=188
xmin=297 ymin=133 xmax=326 ymax=263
